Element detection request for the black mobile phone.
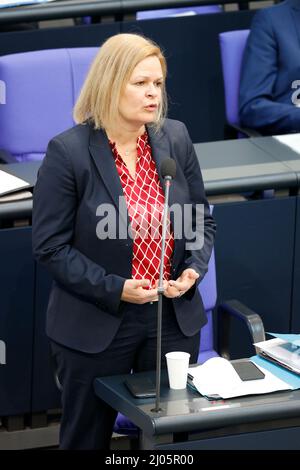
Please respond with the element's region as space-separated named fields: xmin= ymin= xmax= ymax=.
xmin=232 ymin=360 xmax=265 ymax=381
xmin=125 ymin=376 xmax=156 ymax=398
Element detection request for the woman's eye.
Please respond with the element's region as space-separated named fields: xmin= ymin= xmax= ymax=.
xmin=156 ymin=82 xmax=163 ymax=87
xmin=135 ymin=81 xmax=145 ymax=86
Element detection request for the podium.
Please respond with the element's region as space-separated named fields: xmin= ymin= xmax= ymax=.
xmin=94 ymin=369 xmax=300 ymax=450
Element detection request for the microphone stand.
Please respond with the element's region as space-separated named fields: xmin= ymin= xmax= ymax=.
xmin=152 ymin=175 xmax=172 ymax=413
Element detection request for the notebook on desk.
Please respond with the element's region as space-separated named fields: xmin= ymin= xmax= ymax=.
xmin=125 ymin=376 xmax=156 ymax=398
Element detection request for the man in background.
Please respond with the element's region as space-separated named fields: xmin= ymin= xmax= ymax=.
xmin=239 ymin=0 xmax=300 ymax=135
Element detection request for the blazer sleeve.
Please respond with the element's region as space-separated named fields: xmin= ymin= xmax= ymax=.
xmin=32 ymin=136 xmax=126 ymax=316
xmin=177 ymin=123 xmax=216 ymax=290
xmin=239 ymin=10 xmax=300 ymax=134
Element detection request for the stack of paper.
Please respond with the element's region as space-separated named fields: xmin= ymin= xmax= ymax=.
xmin=274 ymin=134 xmax=300 ymax=155
xmin=0 ymin=0 xmax=54 ymax=8
xmin=254 ymin=333 xmax=300 ymax=374
xmin=0 ymin=170 xmax=30 ymax=197
xmin=188 ymin=357 xmax=292 ymax=399
xmin=0 ymin=190 xmax=32 ymax=203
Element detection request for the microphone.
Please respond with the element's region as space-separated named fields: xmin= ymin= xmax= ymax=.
xmin=125 ymin=159 xmax=176 ymax=406
xmin=152 ymin=158 xmax=176 ymax=413
xmin=161 ymin=158 xmax=176 ymax=180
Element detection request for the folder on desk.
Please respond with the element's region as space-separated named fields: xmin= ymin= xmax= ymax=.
xmin=252 ymin=355 xmax=300 ymax=390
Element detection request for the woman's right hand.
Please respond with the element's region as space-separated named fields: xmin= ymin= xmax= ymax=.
xmin=121 ymin=279 xmax=159 ymax=304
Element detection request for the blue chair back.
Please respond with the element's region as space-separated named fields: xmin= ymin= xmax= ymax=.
xmin=82 ymin=6 xmax=221 ymax=26
xmin=197 ymin=248 xmax=218 ymax=363
xmin=0 ymin=48 xmax=97 ymax=162
xmin=219 ymin=30 xmax=250 ymax=128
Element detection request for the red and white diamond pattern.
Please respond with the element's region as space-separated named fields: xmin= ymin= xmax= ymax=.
xmin=110 ymin=132 xmax=174 ymax=288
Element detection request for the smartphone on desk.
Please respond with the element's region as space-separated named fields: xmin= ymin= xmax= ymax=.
xmin=232 ymin=360 xmax=265 ymax=381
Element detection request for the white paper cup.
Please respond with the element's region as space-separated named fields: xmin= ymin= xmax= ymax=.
xmin=165 ymin=351 xmax=190 ymax=390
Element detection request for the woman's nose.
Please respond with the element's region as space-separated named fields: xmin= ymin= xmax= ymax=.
xmin=146 ymin=83 xmax=157 ymax=96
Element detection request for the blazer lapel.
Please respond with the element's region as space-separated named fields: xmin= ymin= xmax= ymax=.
xmin=88 ymin=125 xmax=128 ymax=226
xmin=147 ymin=125 xmax=176 ymax=209
xmin=147 ymin=125 xmax=182 ymax=272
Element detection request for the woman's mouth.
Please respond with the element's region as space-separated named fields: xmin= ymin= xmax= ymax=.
xmin=144 ymin=104 xmax=158 ymax=111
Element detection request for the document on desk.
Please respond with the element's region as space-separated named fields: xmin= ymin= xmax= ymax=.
xmin=0 ymin=170 xmax=30 ymax=196
xmin=0 ymin=0 xmax=54 ymax=7
xmin=188 ymin=357 xmax=292 ymax=400
xmin=274 ymin=134 xmax=300 ymax=155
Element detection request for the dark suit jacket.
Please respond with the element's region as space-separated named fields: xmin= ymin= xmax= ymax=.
xmin=239 ymin=0 xmax=300 ymax=135
xmin=32 ymin=118 xmax=216 ymax=353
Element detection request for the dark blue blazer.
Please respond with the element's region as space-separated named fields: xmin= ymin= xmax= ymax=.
xmin=32 ymin=119 xmax=216 ymax=354
xmin=239 ymin=0 xmax=300 ymax=135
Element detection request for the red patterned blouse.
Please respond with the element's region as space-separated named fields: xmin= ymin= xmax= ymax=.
xmin=110 ymin=131 xmax=174 ymax=289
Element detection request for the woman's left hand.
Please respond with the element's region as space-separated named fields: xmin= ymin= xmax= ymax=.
xmin=162 ymin=268 xmax=200 ymax=298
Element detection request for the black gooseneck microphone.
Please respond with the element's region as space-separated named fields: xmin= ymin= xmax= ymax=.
xmin=152 ymin=158 xmax=176 ymax=413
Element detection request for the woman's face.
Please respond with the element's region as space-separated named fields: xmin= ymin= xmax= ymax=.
xmin=118 ymin=55 xmax=163 ymax=130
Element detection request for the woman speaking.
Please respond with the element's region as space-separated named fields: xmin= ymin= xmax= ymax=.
xmin=32 ymin=33 xmax=216 ymax=449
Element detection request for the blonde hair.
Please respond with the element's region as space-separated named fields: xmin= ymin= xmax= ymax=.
xmin=73 ymin=33 xmax=167 ymax=131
